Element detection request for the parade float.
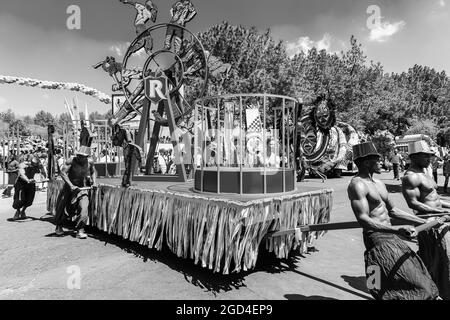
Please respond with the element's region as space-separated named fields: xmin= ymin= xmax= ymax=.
xmin=45 ymin=2 xmax=333 ymax=274
xmin=299 ymin=100 xmax=360 ymax=179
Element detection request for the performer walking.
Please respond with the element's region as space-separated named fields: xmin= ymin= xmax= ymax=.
xmin=347 ymin=142 xmax=439 ymax=300
xmin=2 ymin=154 xmax=19 ymax=198
xmin=54 ymin=146 xmax=97 ymax=239
xmin=401 ymin=141 xmax=450 ymax=299
xmin=12 ymin=156 xmax=47 ymax=220
xmin=112 ymin=124 xmax=142 ymax=187
xmin=390 ymin=149 xmax=402 ymax=180
xmin=164 ymin=0 xmax=197 ymax=54
xmin=120 ymin=0 xmax=158 ymax=54
xmin=79 ymin=120 xmax=93 ymax=148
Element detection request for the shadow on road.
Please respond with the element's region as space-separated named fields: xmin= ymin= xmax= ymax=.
xmin=341 ymin=275 xmax=370 ymax=294
xmin=32 ymin=213 xmax=370 ymax=299
xmin=85 ymin=227 xmax=247 ymax=295
xmin=385 ymin=183 xmax=402 ymax=194
xmin=254 ymin=250 xmax=372 ymax=300
xmin=6 ymin=216 xmax=42 ymax=223
xmin=284 ymin=294 xmax=337 ymax=300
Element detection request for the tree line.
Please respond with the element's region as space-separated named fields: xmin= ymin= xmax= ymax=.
xmin=1 ymin=22 xmax=449 ymax=146
xmin=196 ymin=22 xmax=450 ymax=147
xmin=0 ymin=109 xmax=112 ymax=137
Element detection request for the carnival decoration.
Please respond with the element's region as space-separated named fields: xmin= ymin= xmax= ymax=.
xmin=0 ymin=75 xmax=111 ymax=104
xmin=164 ymin=0 xmax=197 ymax=54
xmin=299 ymin=97 xmax=336 ymax=162
xmin=298 ymin=96 xmax=361 ymax=178
xmin=47 ymin=179 xmax=332 ymax=274
xmin=43 ymin=1 xmax=333 ymax=275
xmin=119 ymin=0 xmax=159 ymax=55
xmin=195 ymin=94 xmax=298 ymax=194
xmin=93 ymin=0 xmax=208 ymax=183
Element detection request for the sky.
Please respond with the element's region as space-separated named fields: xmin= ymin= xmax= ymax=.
xmin=0 ymin=0 xmax=449 ymax=117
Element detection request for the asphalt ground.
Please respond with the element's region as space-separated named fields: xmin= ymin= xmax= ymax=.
xmin=1 ymin=170 xmax=449 ymax=300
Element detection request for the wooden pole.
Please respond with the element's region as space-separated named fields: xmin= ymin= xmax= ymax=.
xmin=104 ymin=121 xmax=108 ymax=177
xmin=2 ymin=140 xmax=6 ymax=188
xmin=145 ymin=101 xmax=164 ymax=174
xmin=166 ymin=96 xmax=187 ymax=181
xmin=266 ymin=217 xmax=449 ymax=239
xmin=16 ymin=125 xmax=20 ymax=160
xmin=132 ymin=99 xmax=151 ymax=178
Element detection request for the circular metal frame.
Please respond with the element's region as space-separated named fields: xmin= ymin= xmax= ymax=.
xmin=142 ymin=49 xmax=186 ymax=96
xmin=120 ymin=23 xmax=209 ymax=118
xmin=194 ymin=93 xmax=299 ymax=195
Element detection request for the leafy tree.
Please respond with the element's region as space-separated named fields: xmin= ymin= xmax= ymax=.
xmin=34 ymin=110 xmax=55 ymax=127
xmin=9 ymin=119 xmax=31 ymax=136
xmin=0 ymin=109 xmax=15 ymax=124
xmin=197 ymin=22 xmax=291 ymax=96
xmin=371 ymin=130 xmax=396 ymax=158
xmin=23 ymin=115 xmax=33 ymax=125
xmin=406 ymin=118 xmax=439 ymax=140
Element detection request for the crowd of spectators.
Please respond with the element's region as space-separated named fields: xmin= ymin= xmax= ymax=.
xmin=1 ymin=136 xmax=49 ymax=197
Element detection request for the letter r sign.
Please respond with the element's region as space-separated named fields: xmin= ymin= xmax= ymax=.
xmin=144 ymin=76 xmax=168 ymax=104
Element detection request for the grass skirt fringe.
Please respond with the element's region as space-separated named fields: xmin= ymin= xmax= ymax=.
xmin=48 ymin=181 xmax=333 ymax=274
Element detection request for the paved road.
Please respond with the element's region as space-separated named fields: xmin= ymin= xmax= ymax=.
xmin=1 ymin=171 xmax=449 ymax=300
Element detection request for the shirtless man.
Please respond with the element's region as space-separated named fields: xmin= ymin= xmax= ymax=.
xmin=402 ymin=141 xmax=450 ymax=299
xmin=348 ymin=142 xmax=439 ymax=300
xmin=54 ymin=146 xmax=97 ymax=239
xmin=12 ymin=156 xmax=47 ymax=220
xmin=120 ymin=0 xmax=158 ymax=54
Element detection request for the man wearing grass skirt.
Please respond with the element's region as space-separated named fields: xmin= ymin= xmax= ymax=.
xmin=12 ymin=156 xmax=46 ymax=221
xmin=54 ymin=146 xmax=97 ymax=239
xmin=348 ymin=142 xmax=440 ymax=300
xmin=402 ymin=141 xmax=450 ymax=299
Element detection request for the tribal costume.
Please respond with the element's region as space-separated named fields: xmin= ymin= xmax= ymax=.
xmin=363 ymin=230 xmax=439 ymax=300
xmin=417 ymin=223 xmax=450 ymax=300
xmin=13 ymin=162 xmax=44 ymax=211
xmin=54 ymin=156 xmax=93 ymax=231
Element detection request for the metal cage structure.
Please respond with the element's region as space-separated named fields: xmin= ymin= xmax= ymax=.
xmin=194 ymin=93 xmax=300 ymax=195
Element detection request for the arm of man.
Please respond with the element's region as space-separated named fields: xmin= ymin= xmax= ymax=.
xmin=185 ymin=4 xmax=197 ymax=22
xmin=440 ymin=200 xmax=450 ymax=210
xmin=17 ymin=163 xmax=32 ymax=183
xmin=60 ymin=158 xmax=77 ymax=191
xmin=374 ymin=178 xmax=426 ymax=225
xmin=383 ymin=188 xmax=427 ymax=226
xmin=348 ymin=180 xmax=406 ymax=234
xmin=402 ymin=173 xmax=448 ymax=214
